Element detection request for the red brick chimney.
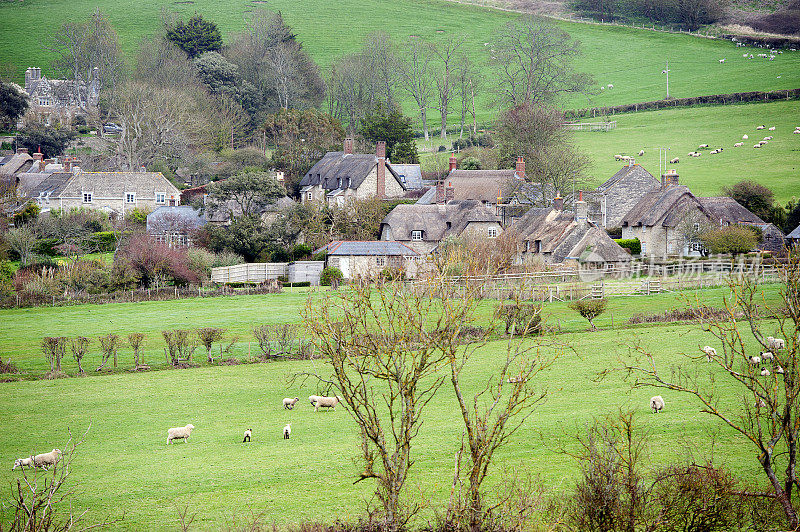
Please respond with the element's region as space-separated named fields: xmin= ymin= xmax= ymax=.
xmin=552 ymin=191 xmax=564 ymax=211
xmin=63 ymin=157 xmax=72 ymax=173
xmin=344 ymin=138 xmax=354 ymax=155
xmin=515 ymin=156 xmax=525 ymax=179
xmin=449 ymin=153 xmax=457 ymax=172
xmin=376 ymin=141 xmax=386 ymax=199
xmin=445 ymin=180 xmax=454 ymax=202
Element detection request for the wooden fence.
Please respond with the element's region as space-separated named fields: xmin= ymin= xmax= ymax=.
xmin=564 ymin=120 xmax=617 ymax=132
xmin=211 ymin=263 xmax=289 ymax=284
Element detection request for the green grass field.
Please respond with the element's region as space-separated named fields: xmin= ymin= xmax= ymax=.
xmin=2 ymin=0 xmax=800 ymax=124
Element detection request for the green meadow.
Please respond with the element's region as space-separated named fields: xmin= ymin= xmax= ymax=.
xmin=2 ymin=0 xmax=800 ymax=124
xmin=0 ymin=284 xmax=785 ymax=528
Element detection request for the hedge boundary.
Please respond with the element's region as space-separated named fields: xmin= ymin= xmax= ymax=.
xmin=564 ymin=88 xmax=800 ymax=120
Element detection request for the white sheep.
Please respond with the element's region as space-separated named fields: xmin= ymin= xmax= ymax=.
xmin=757 ymin=125 xmax=765 ymax=130
xmin=243 ymin=428 xmax=252 ymax=443
xmin=754 ymin=144 xmax=762 ymax=149
xmin=734 ymin=142 xmax=743 ymax=147
xmin=763 ymin=136 xmax=773 ymax=141
xmin=283 ymin=397 xmax=300 ymax=410
xmin=742 ymin=134 xmax=748 ymax=139
xmin=12 ymin=456 xmax=33 ymax=471
xmin=755 ymin=398 xmax=767 ymax=408
xmin=767 ymin=337 xmax=785 ymax=350
xmin=776 ymin=366 xmax=785 ymax=374
xmin=32 ymin=449 xmax=62 ymax=469
xmin=759 ymin=140 xmax=768 ymax=145
xmin=749 ymin=355 xmax=762 ymax=365
xmin=614 ymin=154 xmax=623 ymax=161
xmin=761 ymin=351 xmax=774 ymax=361
xmin=308 ymin=395 xmax=322 ymax=407
xmin=769 ymin=126 xmax=776 ymax=131
xmin=702 ymin=346 xmax=716 ymax=362
xmin=710 ymin=149 xmax=720 ymax=154
xmin=670 ymin=157 xmax=679 ymax=164
xmin=761 ymin=367 xmax=771 ymax=377
xmin=794 ymin=130 xmax=800 ymax=134
xmin=314 ymin=395 xmax=343 ymax=412
xmin=691 ymin=152 xmax=701 ymax=157
xmin=719 ymin=58 xmax=725 ymax=63
xmin=638 ymin=150 xmax=644 ymax=156
xmin=607 ymin=83 xmax=614 ymax=89
xmin=507 ymin=375 xmax=525 ymax=384
xmin=166 ymin=424 xmax=195 ymax=444
xmin=283 ymin=422 xmax=291 ymax=439
xmin=650 ymin=395 xmax=665 ymax=413
xmin=699 ymin=144 xmax=709 ymax=149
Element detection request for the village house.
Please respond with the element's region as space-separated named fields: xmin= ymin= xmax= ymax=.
xmin=380 ymin=200 xmax=504 ymax=255
xmin=23 ymin=67 xmax=100 ymax=124
xmin=699 ymin=196 xmax=785 ymax=253
xmin=299 ymin=139 xmax=406 ymax=204
xmin=510 ymin=193 xmax=631 ymax=267
xmin=23 ymin=164 xmax=180 ymax=217
xmin=584 ymin=160 xmax=660 ymax=229
xmin=146 ymin=205 xmax=206 ymax=247
xmin=0 ymin=148 xmax=34 ymax=178
xmin=620 ymin=170 xmax=714 ymax=257
xmin=316 ymin=240 xmax=420 ymax=280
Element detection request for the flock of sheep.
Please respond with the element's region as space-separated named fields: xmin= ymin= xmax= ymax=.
xmin=11 ymin=394 xmax=344 ymax=471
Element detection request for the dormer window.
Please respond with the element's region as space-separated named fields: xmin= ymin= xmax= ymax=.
xmin=411 ymin=230 xmax=423 ymax=241
xmin=83 ymin=192 xmax=93 ymax=203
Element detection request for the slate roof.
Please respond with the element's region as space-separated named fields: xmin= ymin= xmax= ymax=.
xmin=57 ymin=171 xmax=181 ymax=200
xmin=0 ymin=152 xmax=33 ymax=176
xmin=444 ymin=169 xmax=522 ymax=203
xmin=26 ymin=172 xmax=72 ymax=200
xmin=380 ymin=200 xmax=499 ymax=242
xmin=788 ymin=225 xmax=800 ymax=240
xmin=621 ymin=185 xmax=711 ymax=228
xmin=392 ymin=164 xmax=424 ymax=190
xmin=316 ymin=241 xmax=419 ymax=257
xmin=700 ymin=196 xmax=765 ymax=225
xmin=300 ymin=152 xmax=404 ymax=191
xmin=596 ymin=164 xmax=658 ymax=192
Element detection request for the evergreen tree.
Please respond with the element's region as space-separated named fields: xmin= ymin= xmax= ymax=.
xmin=166 ymin=13 xmax=223 ymax=59
xmin=359 ymin=109 xmax=418 ymax=164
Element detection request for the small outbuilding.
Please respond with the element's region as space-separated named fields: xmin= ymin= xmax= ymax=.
xmin=316 ymin=240 xmax=420 ymax=280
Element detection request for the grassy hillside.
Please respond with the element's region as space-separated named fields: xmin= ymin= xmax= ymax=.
xmin=0 ymin=319 xmax=770 ymax=529
xmin=2 ymin=0 xmax=800 ymax=124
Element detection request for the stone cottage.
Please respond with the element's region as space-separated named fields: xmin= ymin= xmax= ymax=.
xmin=316 ymin=240 xmax=420 ymax=279
xmin=584 ymin=161 xmax=660 ymax=229
xmin=23 ymin=67 xmax=100 ymax=124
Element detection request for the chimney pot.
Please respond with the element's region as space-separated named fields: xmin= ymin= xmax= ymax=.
xmin=16 ymin=147 xmax=28 ymax=154
xmin=515 ymin=156 xmax=525 ymax=179
xmin=344 ymin=138 xmax=354 ymax=155
xmin=32 ymin=152 xmax=43 ymax=161
xmin=575 ymin=190 xmax=588 ymax=225
xmin=449 ymin=153 xmax=457 ymax=172
xmin=552 ymin=191 xmax=564 ymax=211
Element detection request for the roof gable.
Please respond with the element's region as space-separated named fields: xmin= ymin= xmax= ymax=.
xmin=621 ymin=185 xmax=710 ymax=228
xmin=300 ymin=152 xmax=404 ymax=191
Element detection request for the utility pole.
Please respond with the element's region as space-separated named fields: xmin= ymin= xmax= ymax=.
xmin=662 ymin=60 xmax=670 ymax=99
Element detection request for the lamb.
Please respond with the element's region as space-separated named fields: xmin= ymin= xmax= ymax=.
xmin=761 ymin=351 xmax=774 ymax=361
xmin=243 ymin=428 xmax=252 ymax=443
xmin=308 ymin=395 xmax=322 ymax=407
xmin=734 ymin=142 xmax=743 ymax=147
xmin=769 ymin=126 xmax=776 ymax=131
xmin=761 ymin=367 xmax=771 ymax=377
xmin=166 ymin=424 xmax=195 ymax=444
xmin=742 ymin=134 xmax=748 ymax=139
xmin=283 ymin=397 xmax=300 ymax=410
xmin=12 ymin=456 xmax=33 ymax=470
xmin=650 ymin=395 xmax=665 ymax=413
xmin=32 ymin=449 xmax=62 ymax=469
xmin=702 ymin=346 xmax=716 ymax=362
xmin=638 ymin=149 xmax=644 ymax=156
xmin=314 ymin=395 xmax=343 ymax=412
xmin=669 ymin=157 xmax=679 ymax=164
xmin=749 ymin=355 xmax=762 ymax=365
xmin=283 ymin=423 xmax=291 ymax=439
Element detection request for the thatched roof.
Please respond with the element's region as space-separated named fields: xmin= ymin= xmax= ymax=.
xmin=300 ymin=152 xmax=404 ymax=192
xmin=380 ymin=200 xmax=499 ymax=242
xmin=621 ymin=185 xmax=710 ymax=228
xmin=0 ymin=152 xmax=33 ymax=177
xmin=700 ymin=196 xmax=765 ymax=225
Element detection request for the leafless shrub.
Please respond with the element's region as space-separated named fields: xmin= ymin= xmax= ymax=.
xmin=0 ymin=355 xmax=19 ymax=374
xmin=174 ymin=329 xmax=197 ymax=363
xmin=41 ymin=336 xmax=67 ymax=373
xmin=628 ymin=305 xmax=740 ymax=325
xmin=252 ymin=325 xmax=276 ymax=360
xmin=70 ymin=336 xmax=90 ymax=374
xmin=163 ymin=330 xmax=179 ymax=366
xmin=274 ymin=324 xmax=299 ymax=356
xmin=494 ymin=302 xmax=543 ymax=335
xmin=97 ymin=333 xmax=120 ymax=371
xmin=128 ymin=332 xmax=145 ymax=367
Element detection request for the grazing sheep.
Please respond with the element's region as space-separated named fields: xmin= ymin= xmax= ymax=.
xmin=761 ymin=351 xmax=774 ymax=361
xmin=607 ymin=84 xmax=614 ymax=89
xmin=621 ymin=155 xmax=631 ymax=161
xmin=769 ymin=126 xmax=776 ymax=131
xmin=710 ymin=149 xmax=720 ymax=154
xmin=691 ymin=152 xmax=701 ymax=157
xmin=650 ymin=395 xmax=665 ymax=413
xmin=12 ymin=456 xmax=33 ymax=471
xmin=759 ymin=140 xmax=768 ymax=146
xmin=761 ymin=367 xmax=771 ymax=377
xmin=243 ymin=428 xmax=252 ymax=443
xmin=283 ymin=423 xmax=291 ymax=439
xmin=166 ymin=424 xmax=195 ymax=445
xmin=614 ymin=154 xmax=623 ymax=161
xmin=314 ymin=395 xmax=343 ymax=412
xmin=308 ymin=395 xmax=322 ymax=407
xmin=763 ymin=136 xmax=773 ymax=141
xmin=749 ymin=355 xmax=762 ymax=365
xmin=702 ymin=346 xmax=716 ymax=362
xmin=638 ymin=150 xmax=644 ymax=156
xmin=767 ymin=337 xmax=785 ymax=350
xmin=742 ymin=134 xmax=749 ymax=139
xmin=699 ymin=144 xmax=709 ymax=149
xmin=754 ymin=144 xmax=762 ymax=148
xmin=507 ymin=375 xmax=525 ymax=384
xmin=734 ymin=142 xmax=743 ymax=147
xmin=719 ymin=58 xmax=725 ymax=63
xmin=794 ymin=130 xmax=800 ymax=134
xmin=757 ymin=125 xmax=765 ymax=130
xmin=776 ymin=366 xmax=785 ymax=374
xmin=283 ymin=397 xmax=300 ymax=410
xmin=32 ymin=449 xmax=62 ymax=469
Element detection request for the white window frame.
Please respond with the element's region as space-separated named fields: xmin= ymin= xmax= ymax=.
xmin=641 ymin=241 xmax=647 ymax=254
xmin=693 ymin=222 xmax=700 ymax=232
xmin=307 ymin=192 xmax=313 ymax=202
xmin=83 ymin=192 xmax=93 ymax=203
xmin=488 ymin=227 xmax=499 ymax=239
xmin=411 ymin=230 xmax=423 ymax=241
xmin=155 ymin=192 xmax=166 ymax=204
xmin=376 ymin=256 xmax=386 ymax=267
xmin=126 ymin=192 xmax=136 ymax=204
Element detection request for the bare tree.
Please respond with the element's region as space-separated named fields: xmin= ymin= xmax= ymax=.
xmin=615 ymin=251 xmax=800 ymax=529
xmin=5 ymin=226 xmax=37 ymax=267
xmin=397 ymin=37 xmax=433 ymax=141
xmin=41 ymin=337 xmax=67 ymax=373
xmin=70 ymin=336 xmax=90 ymax=375
xmin=490 ymin=15 xmax=590 ymax=107
xmin=430 ymin=36 xmax=464 ymax=139
xmin=454 ymin=55 xmax=481 ymax=139
xmin=128 ymin=332 xmax=145 ymax=368
xmin=197 ymin=327 xmax=225 ymax=363
xmin=97 ymin=333 xmax=119 ymax=371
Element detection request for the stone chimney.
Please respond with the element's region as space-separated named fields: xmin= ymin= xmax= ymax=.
xmin=16 ymin=147 xmax=28 ymax=155
xmin=436 ymin=181 xmax=445 ymax=204
xmin=515 ymin=156 xmax=525 ymax=179
xmin=63 ymin=157 xmax=71 ymax=173
xmin=662 ymin=168 xmax=679 ymax=187
xmin=376 ymin=141 xmax=386 ymax=199
xmin=575 ymin=190 xmax=587 ymax=225
xmin=344 ymin=138 xmax=354 ymax=155
xmin=32 ymin=152 xmax=43 ymax=162
xmin=445 ymin=180 xmax=454 ymax=202
xmin=552 ymin=191 xmax=564 ymax=211
xmin=449 ymin=153 xmax=457 ymax=172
